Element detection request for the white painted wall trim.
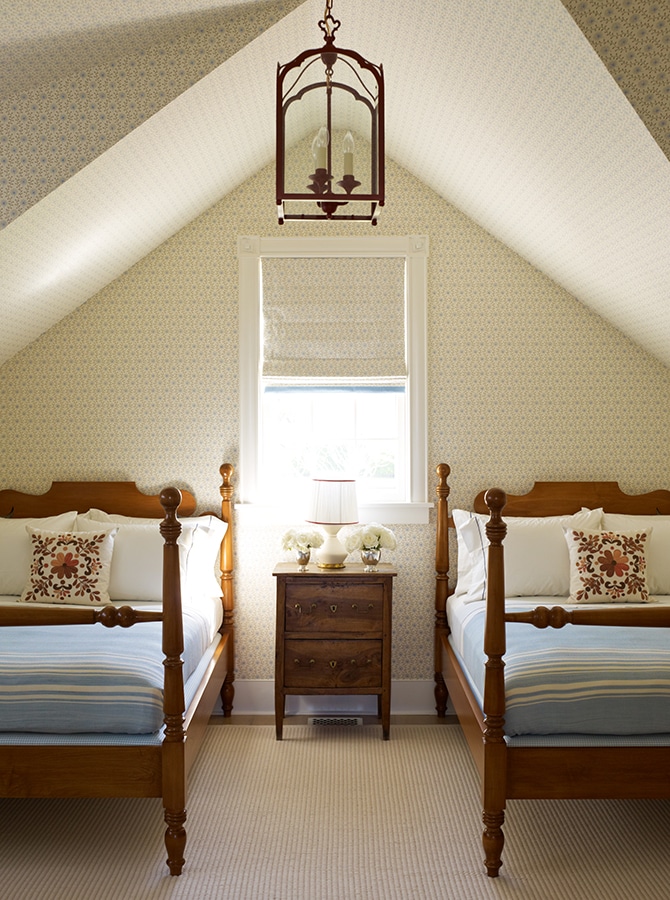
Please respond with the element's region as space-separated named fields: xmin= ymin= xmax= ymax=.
xmin=226 ymin=679 xmax=442 ymax=716
xmin=237 ymin=234 xmax=430 ymax=525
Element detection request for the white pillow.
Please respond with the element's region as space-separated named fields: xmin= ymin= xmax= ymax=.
xmin=183 ymin=516 xmax=227 ymax=599
xmin=602 ymin=513 xmax=670 ymax=595
xmin=76 ymin=520 xmax=189 ymax=601
xmin=76 ymin=509 xmax=162 ymax=526
xmin=453 ymin=507 xmax=603 ymax=600
xmin=0 ymin=511 xmax=78 ymax=595
xmin=76 ymin=514 xmax=226 ymax=601
xmin=452 ymin=510 xmax=488 ymax=601
xmin=20 ymin=526 xmax=117 ymax=606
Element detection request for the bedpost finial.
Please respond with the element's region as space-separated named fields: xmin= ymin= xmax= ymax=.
xmin=220 ymin=463 xmax=234 ymax=489
xmin=160 ymin=486 xmax=182 ymax=516
xmin=219 ymin=464 xmax=234 ymax=504
xmin=484 ymin=487 xmax=506 ymax=516
xmin=484 ymin=488 xmax=507 ymax=546
xmin=436 ymin=463 xmax=451 ymax=499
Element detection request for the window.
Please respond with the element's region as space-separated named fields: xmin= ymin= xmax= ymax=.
xmin=238 ymin=236 xmax=430 ymax=524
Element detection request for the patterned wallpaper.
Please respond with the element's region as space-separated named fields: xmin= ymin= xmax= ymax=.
xmin=0 ymin=0 xmax=303 ymax=227
xmin=2 ymin=147 xmax=670 ymax=689
xmin=564 ymin=0 xmax=670 ymax=161
xmin=2 ymin=1 xmax=668 ymax=228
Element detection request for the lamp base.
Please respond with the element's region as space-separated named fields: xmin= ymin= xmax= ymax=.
xmin=315 ymin=526 xmax=349 ymax=568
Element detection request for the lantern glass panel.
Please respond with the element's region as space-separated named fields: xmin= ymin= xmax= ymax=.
xmin=280 ymin=52 xmax=379 ymax=202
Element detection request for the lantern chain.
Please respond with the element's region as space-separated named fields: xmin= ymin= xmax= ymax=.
xmin=319 ymin=0 xmax=341 ymax=41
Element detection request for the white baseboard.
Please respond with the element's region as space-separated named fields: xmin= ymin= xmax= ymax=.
xmin=225 ymin=679 xmax=441 ymax=716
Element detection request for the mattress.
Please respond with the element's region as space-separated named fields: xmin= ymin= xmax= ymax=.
xmin=0 ymin=595 xmax=222 ymax=734
xmin=447 ymin=593 xmax=670 ymax=738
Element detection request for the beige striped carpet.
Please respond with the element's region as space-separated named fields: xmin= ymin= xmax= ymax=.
xmin=2 ymin=723 xmax=669 ymax=899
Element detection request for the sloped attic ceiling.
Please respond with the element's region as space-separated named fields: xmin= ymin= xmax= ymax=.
xmin=0 ymin=0 xmax=669 ymax=369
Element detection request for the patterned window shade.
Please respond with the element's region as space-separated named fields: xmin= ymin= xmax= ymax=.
xmin=261 ymin=257 xmax=406 ymax=379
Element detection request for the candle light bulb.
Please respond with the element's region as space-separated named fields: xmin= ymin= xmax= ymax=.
xmin=311 ymin=126 xmax=329 ymax=171
xmin=342 ymin=131 xmax=355 ymax=176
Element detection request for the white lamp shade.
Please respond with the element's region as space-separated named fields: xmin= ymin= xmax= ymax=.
xmin=306 ymin=479 xmax=358 ymax=526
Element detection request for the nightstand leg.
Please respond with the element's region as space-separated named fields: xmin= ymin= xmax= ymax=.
xmin=275 ymin=691 xmax=285 ymax=740
xmin=381 ymin=692 xmax=390 ymax=740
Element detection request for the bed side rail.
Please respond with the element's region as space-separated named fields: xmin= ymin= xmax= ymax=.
xmin=0 ymin=605 xmax=162 ymax=627
xmin=505 ymin=605 xmax=670 ymax=628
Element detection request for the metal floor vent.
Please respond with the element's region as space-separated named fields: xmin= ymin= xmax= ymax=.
xmin=308 ymin=717 xmax=363 ymax=727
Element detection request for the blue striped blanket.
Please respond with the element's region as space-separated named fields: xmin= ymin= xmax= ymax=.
xmin=448 ymin=595 xmax=670 ymax=736
xmin=0 ymin=602 xmax=217 ymax=734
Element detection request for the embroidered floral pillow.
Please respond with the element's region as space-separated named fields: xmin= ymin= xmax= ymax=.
xmin=564 ymin=529 xmax=651 ymax=603
xmin=20 ymin=528 xmax=117 ymax=606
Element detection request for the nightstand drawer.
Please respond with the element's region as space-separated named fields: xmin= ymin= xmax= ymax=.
xmin=284 ymin=639 xmax=382 ymax=688
xmin=284 ymin=579 xmax=384 ymax=634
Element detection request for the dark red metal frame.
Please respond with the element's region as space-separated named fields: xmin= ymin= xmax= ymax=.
xmin=276 ymin=27 xmax=385 ymax=225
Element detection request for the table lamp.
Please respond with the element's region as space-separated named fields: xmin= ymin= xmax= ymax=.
xmin=306 ymin=478 xmax=358 ymax=568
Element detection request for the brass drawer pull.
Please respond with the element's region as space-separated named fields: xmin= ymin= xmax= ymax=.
xmin=293 ymin=658 xmax=315 ymax=666
xmin=351 ymin=603 xmax=358 ymax=610
xmin=294 ymin=603 xmax=302 ymax=614
xmin=368 ymin=603 xmax=374 ymax=610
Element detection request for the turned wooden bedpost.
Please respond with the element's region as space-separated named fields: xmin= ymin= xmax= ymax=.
xmin=219 ymin=463 xmax=235 ymax=716
xmin=435 ymin=462 xmax=451 ymax=716
xmin=482 ymin=487 xmax=507 ymax=877
xmin=160 ymin=487 xmax=187 ymax=876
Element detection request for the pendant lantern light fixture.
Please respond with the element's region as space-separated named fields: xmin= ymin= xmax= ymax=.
xmin=276 ymin=0 xmax=385 ymax=224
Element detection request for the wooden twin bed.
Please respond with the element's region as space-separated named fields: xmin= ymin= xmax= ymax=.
xmin=0 ymin=464 xmax=235 ymax=876
xmin=434 ymin=462 xmax=670 ymax=877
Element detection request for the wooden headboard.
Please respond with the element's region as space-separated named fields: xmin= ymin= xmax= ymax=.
xmin=0 ymin=481 xmax=197 ymax=518
xmin=433 ymin=463 xmax=670 ymax=655
xmin=0 ymin=466 xmax=235 ymax=625
xmin=473 ymin=481 xmax=670 ymax=517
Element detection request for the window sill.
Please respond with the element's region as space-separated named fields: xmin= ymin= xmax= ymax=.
xmin=235 ymin=502 xmax=433 ymax=526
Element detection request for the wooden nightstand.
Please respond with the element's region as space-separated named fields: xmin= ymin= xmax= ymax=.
xmin=273 ymin=562 xmax=396 ymax=740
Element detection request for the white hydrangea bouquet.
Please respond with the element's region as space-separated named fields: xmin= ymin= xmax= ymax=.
xmin=281 ymin=527 xmax=324 ymax=553
xmin=344 ymin=523 xmax=397 ymax=553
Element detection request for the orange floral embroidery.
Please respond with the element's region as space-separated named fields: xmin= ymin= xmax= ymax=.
xmin=597 ymin=548 xmax=629 ymax=578
xmin=22 ymin=531 xmax=112 ymax=605
xmin=51 ymin=552 xmax=79 ymax=580
xmin=568 ymin=529 xmax=649 ymax=603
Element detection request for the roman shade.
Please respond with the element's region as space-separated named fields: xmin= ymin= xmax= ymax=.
xmin=261 ymin=256 xmax=406 ymax=379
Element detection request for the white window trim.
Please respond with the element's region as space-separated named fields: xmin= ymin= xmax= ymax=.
xmin=238 ymin=235 xmax=431 ymax=525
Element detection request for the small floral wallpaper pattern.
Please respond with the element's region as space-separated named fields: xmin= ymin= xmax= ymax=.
xmin=564 ymin=0 xmax=669 ymax=161
xmin=2 ymin=1 xmax=668 ymax=230
xmin=0 ymin=0 xmax=304 ymax=228
xmin=2 ymin=144 xmax=670 ymax=690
